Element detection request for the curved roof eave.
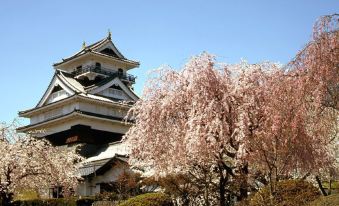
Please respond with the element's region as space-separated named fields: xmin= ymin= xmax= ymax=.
xmin=52 ymin=37 xmax=139 ymax=68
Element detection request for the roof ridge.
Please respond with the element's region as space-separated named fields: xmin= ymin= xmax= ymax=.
xmin=53 ymin=35 xmax=140 ymax=67
xmin=85 ymin=37 xmax=108 ymax=50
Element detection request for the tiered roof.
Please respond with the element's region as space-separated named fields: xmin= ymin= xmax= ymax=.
xmin=53 ymin=35 xmax=139 ymax=68
xmin=32 ymin=70 xmax=139 ymax=108
xmin=18 ymin=34 xmax=140 ymax=131
xmin=18 ymin=34 xmax=138 ymax=179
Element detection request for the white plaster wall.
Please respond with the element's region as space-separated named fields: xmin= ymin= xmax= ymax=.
xmin=34 ymin=117 xmax=130 ymax=136
xmin=46 ymin=90 xmax=70 ymax=104
xmin=57 ymin=54 xmax=129 ymax=73
xmin=57 ymin=58 xmax=91 ymax=73
xmin=79 ymin=102 xmax=128 ymax=118
xmin=30 ymin=103 xmax=79 ymax=124
xmin=29 ymin=101 xmax=130 ymax=132
xmin=98 ymin=88 xmax=131 ymax=101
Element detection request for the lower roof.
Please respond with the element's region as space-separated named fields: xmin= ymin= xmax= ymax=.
xmin=78 ymin=141 xmax=129 ymax=177
xmin=19 ymin=93 xmax=133 ymax=117
xmin=17 ymin=109 xmax=132 ymax=132
xmin=78 ymin=155 xmax=128 ymax=177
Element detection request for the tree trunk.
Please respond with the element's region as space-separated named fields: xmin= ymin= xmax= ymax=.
xmin=217 ymin=158 xmax=233 ymax=206
xmin=182 ymin=192 xmax=190 ymax=206
xmin=1 ymin=192 xmax=13 ymax=206
xmin=238 ymin=163 xmax=249 ymax=201
xmin=328 ymin=179 xmax=332 ymax=195
xmin=219 ymin=173 xmax=226 ymax=206
xmin=315 ymin=176 xmax=328 ymax=196
xmin=2 ymin=167 xmax=14 ymax=206
xmin=204 ymin=182 xmax=210 ymax=206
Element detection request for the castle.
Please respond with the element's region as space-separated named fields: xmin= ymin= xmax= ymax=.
xmin=17 ymin=32 xmax=139 ymax=196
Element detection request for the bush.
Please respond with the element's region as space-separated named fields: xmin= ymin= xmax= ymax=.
xmin=248 ymin=179 xmax=320 ymax=206
xmin=14 ymin=189 xmax=39 ymax=201
xmin=92 ymin=201 xmax=117 ymax=206
xmin=76 ymin=198 xmax=95 ymax=206
xmin=12 ymin=198 xmax=76 ymax=206
xmin=95 ymin=192 xmax=119 ymax=201
xmin=235 ymin=197 xmax=251 ymax=206
xmin=117 ymin=193 xmax=173 ymax=206
xmin=12 ymin=197 xmax=94 ymax=206
xmin=308 ymin=193 xmax=339 ymax=206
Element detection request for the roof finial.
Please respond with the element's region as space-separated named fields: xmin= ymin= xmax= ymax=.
xmin=108 ymin=29 xmax=112 ymax=40
xmin=82 ymin=41 xmax=86 ymax=49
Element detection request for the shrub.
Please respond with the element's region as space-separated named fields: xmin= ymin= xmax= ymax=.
xmin=235 ymin=197 xmax=251 ymax=206
xmin=12 ymin=197 xmax=94 ymax=206
xmin=308 ymin=193 xmax=339 ymax=206
xmin=92 ymin=201 xmax=117 ymax=206
xmin=117 ymin=193 xmax=173 ymax=206
xmin=142 ymin=173 xmax=203 ymax=205
xmin=248 ymin=179 xmax=320 ymax=206
xmin=12 ymin=198 xmax=76 ymax=206
xmin=322 ymin=180 xmax=339 ymax=194
xmin=12 ymin=199 xmax=46 ymax=206
xmin=95 ymin=192 xmax=119 ymax=201
xmin=76 ymin=197 xmax=95 ymax=206
xmin=14 ymin=189 xmax=39 ymax=201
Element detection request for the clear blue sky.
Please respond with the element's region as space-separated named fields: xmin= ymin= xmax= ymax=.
xmin=0 ymin=0 xmax=338 ymax=123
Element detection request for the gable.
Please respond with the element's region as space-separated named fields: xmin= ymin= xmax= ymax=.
xmin=94 ymin=41 xmax=125 ymax=59
xmin=37 ymin=74 xmax=75 ymax=107
xmin=45 ymin=87 xmax=71 ymax=104
xmin=88 ymin=77 xmax=139 ymax=101
xmin=99 ymin=48 xmax=119 ymax=58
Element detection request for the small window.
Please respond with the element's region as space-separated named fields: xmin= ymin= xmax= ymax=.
xmin=76 ymin=65 xmax=82 ymax=72
xmin=95 ymin=62 xmax=101 ymax=69
xmin=118 ymin=68 xmax=123 ymax=76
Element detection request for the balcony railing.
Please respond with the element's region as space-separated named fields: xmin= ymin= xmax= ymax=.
xmin=73 ymin=65 xmax=136 ymax=83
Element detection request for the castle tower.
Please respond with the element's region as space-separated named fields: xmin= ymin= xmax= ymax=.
xmin=18 ymin=33 xmax=139 ymax=196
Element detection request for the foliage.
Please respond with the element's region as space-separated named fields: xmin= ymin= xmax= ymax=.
xmin=95 ymin=192 xmax=119 ymax=201
xmin=125 ymin=14 xmax=338 ymax=206
xmin=95 ymin=169 xmax=142 ymax=202
xmin=114 ymin=169 xmax=142 ymax=199
xmin=125 ymin=52 xmax=260 ymax=205
xmin=142 ymin=174 xmax=201 ymax=206
xmin=308 ymin=193 xmax=339 ymax=206
xmin=0 ymin=121 xmax=83 ymax=205
xmin=92 ymin=201 xmax=117 ymax=206
xmin=142 ymin=172 xmax=228 ymax=206
xmin=248 ymin=180 xmax=320 ymax=206
xmin=14 ymin=189 xmax=39 ymax=201
xmin=322 ymin=180 xmax=339 ymax=194
xmin=116 ymin=193 xmax=173 ymax=206
xmin=234 ymin=196 xmax=251 ymax=206
xmin=12 ymin=197 xmax=94 ymax=206
xmin=76 ymin=198 xmax=95 ymax=206
xmin=244 ymin=13 xmax=339 ymax=194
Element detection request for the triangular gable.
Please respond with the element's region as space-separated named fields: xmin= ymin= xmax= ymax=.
xmin=37 ymin=74 xmax=76 ymax=107
xmin=45 ymin=88 xmax=71 ymax=105
xmin=92 ymin=40 xmax=125 ymax=59
xmin=88 ymin=77 xmax=139 ymax=101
